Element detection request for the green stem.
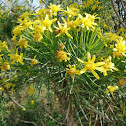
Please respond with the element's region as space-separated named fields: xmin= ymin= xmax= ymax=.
xmin=43 ymin=33 xmax=54 ymax=45
xmin=28 ymin=45 xmax=43 ymax=55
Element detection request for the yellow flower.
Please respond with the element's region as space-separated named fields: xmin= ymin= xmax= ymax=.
xmin=0 ymin=54 xmax=4 ymax=64
xmin=58 ymin=42 xmax=65 ymax=50
xmin=18 ymin=18 xmax=32 ymax=29
xmin=106 ymin=33 xmax=119 ymax=42
xmin=91 ymin=5 xmax=97 ymax=11
xmin=0 ymin=87 xmax=4 ymax=91
xmin=33 ymin=32 xmax=43 ymax=42
xmin=1 ymin=62 xmax=10 ymax=71
xmin=2 ymin=41 xmax=8 ymax=50
xmin=83 ymin=2 xmax=91 ymax=8
xmin=28 ymin=84 xmax=34 ymax=95
xmin=42 ymin=14 xmax=56 ymax=32
xmin=65 ymin=64 xmax=80 ymax=79
xmin=11 ymin=35 xmax=17 ymax=43
xmin=103 ymin=22 xmax=110 ymax=30
xmin=62 ymin=17 xmax=80 ymax=29
xmin=55 ymin=21 xmax=73 ymax=39
xmin=124 ymin=65 xmax=126 ymax=72
xmin=48 ymin=3 xmax=62 ymax=16
xmin=113 ymin=37 xmax=126 ymax=57
xmin=56 ymin=50 xmax=70 ymax=62
xmin=95 ymin=0 xmax=101 ymax=5
xmin=77 ymin=52 xmax=105 ymax=79
xmin=87 ymin=0 xmax=94 ymax=5
xmin=101 ymin=56 xmax=118 ymax=76
xmin=31 ymin=100 xmax=34 ymax=104
xmin=0 ymin=41 xmax=8 ymax=51
xmin=4 ymin=83 xmax=13 ymax=89
xmin=22 ymin=108 xmax=26 ymax=111
xmin=113 ymin=51 xmax=123 ymax=59
xmin=96 ymin=28 xmax=103 ymax=37
xmin=18 ymin=37 xmax=28 ymax=48
xmin=8 ymin=49 xmax=24 ymax=65
xmin=97 ymin=5 xmax=102 ymax=10
xmin=117 ymin=27 xmax=126 ymax=39
xmin=64 ymin=6 xmax=79 ymax=18
xmin=12 ymin=25 xmax=23 ymax=36
xmin=79 ymin=14 xmax=97 ymax=30
xmin=109 ymin=44 xmax=114 ymax=49
xmin=33 ymin=24 xmax=46 ymax=33
xmin=20 ymin=12 xmax=31 ymax=19
xmin=36 ymin=8 xmax=51 ymax=19
xmin=5 ymin=83 xmax=11 ymax=89
xmin=106 ymin=85 xmax=118 ymax=94
xmin=85 ymin=13 xmax=98 ymax=22
xmin=31 ymin=55 xmax=38 ymax=66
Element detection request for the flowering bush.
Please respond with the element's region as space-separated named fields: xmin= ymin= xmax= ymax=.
xmin=0 ymin=1 xmax=126 ymax=125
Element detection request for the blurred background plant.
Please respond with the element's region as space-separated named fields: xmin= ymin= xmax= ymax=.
xmin=0 ymin=0 xmax=39 ymax=41
xmin=0 ymin=0 xmax=126 ymax=126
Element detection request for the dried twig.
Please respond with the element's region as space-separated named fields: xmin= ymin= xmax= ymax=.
xmin=110 ymin=0 xmax=126 ymax=29
xmin=0 ymin=76 xmax=25 ymax=110
xmin=121 ymin=0 xmax=126 ymax=12
xmin=40 ymin=0 xmax=49 ymax=8
xmin=0 ymin=0 xmax=19 ymax=17
xmin=14 ymin=116 xmax=37 ymax=126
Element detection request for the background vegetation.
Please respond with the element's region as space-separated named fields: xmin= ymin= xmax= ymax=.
xmin=0 ymin=0 xmax=126 ymax=126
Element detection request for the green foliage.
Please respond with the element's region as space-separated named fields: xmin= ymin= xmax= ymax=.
xmin=0 ymin=0 xmax=37 ymax=40
xmin=0 ymin=0 xmax=126 ymax=126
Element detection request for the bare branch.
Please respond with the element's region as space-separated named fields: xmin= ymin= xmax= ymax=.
xmin=14 ymin=116 xmax=37 ymax=126
xmin=0 ymin=0 xmax=19 ymax=17
xmin=0 ymin=76 xmax=25 ymax=110
xmin=110 ymin=0 xmax=126 ymax=29
xmin=121 ymin=0 xmax=126 ymax=12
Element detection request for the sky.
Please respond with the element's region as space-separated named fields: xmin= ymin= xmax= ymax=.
xmin=32 ymin=0 xmax=40 ymax=7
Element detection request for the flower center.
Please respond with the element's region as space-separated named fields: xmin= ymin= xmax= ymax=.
xmin=85 ymin=62 xmax=95 ymax=71
xmin=15 ymin=55 xmax=20 ymax=62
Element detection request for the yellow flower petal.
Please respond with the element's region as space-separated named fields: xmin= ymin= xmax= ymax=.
xmin=95 ymin=62 xmax=105 ymax=66
xmin=77 ymin=58 xmax=85 ymax=63
xmin=87 ymin=52 xmax=91 ymax=61
xmin=80 ymin=67 xmax=87 ymax=74
xmin=91 ymin=70 xmax=99 ymax=79
xmin=95 ymin=67 xmax=105 ymax=72
xmin=91 ymin=55 xmax=96 ymax=62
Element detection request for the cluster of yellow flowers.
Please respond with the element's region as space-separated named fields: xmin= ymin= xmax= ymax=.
xmin=82 ymin=0 xmax=102 ymax=11
xmin=117 ymin=27 xmax=126 ymax=40
xmin=106 ymin=85 xmax=118 ymax=94
xmin=56 ymin=48 xmax=118 ymax=80
xmin=56 ymin=48 xmax=119 ymax=94
xmin=0 ymin=40 xmax=8 ymax=51
xmin=11 ymin=3 xmax=98 ymax=43
xmin=102 ymin=32 xmax=126 ymax=59
xmin=0 ymin=41 xmax=10 ymax=71
xmin=56 ymin=42 xmax=70 ymax=62
xmin=0 ymin=82 xmax=15 ymax=92
xmin=113 ymin=37 xmax=126 ymax=59
xmin=77 ymin=52 xmax=118 ymax=79
xmin=1 ymin=3 xmax=125 ymax=96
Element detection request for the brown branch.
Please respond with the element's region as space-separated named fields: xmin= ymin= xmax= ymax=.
xmin=40 ymin=0 xmax=49 ymax=8
xmin=0 ymin=0 xmax=19 ymax=17
xmin=0 ymin=76 xmax=25 ymax=110
xmin=110 ymin=0 xmax=126 ymax=29
xmin=121 ymin=0 xmax=126 ymax=12
xmin=14 ymin=116 xmax=37 ymax=126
